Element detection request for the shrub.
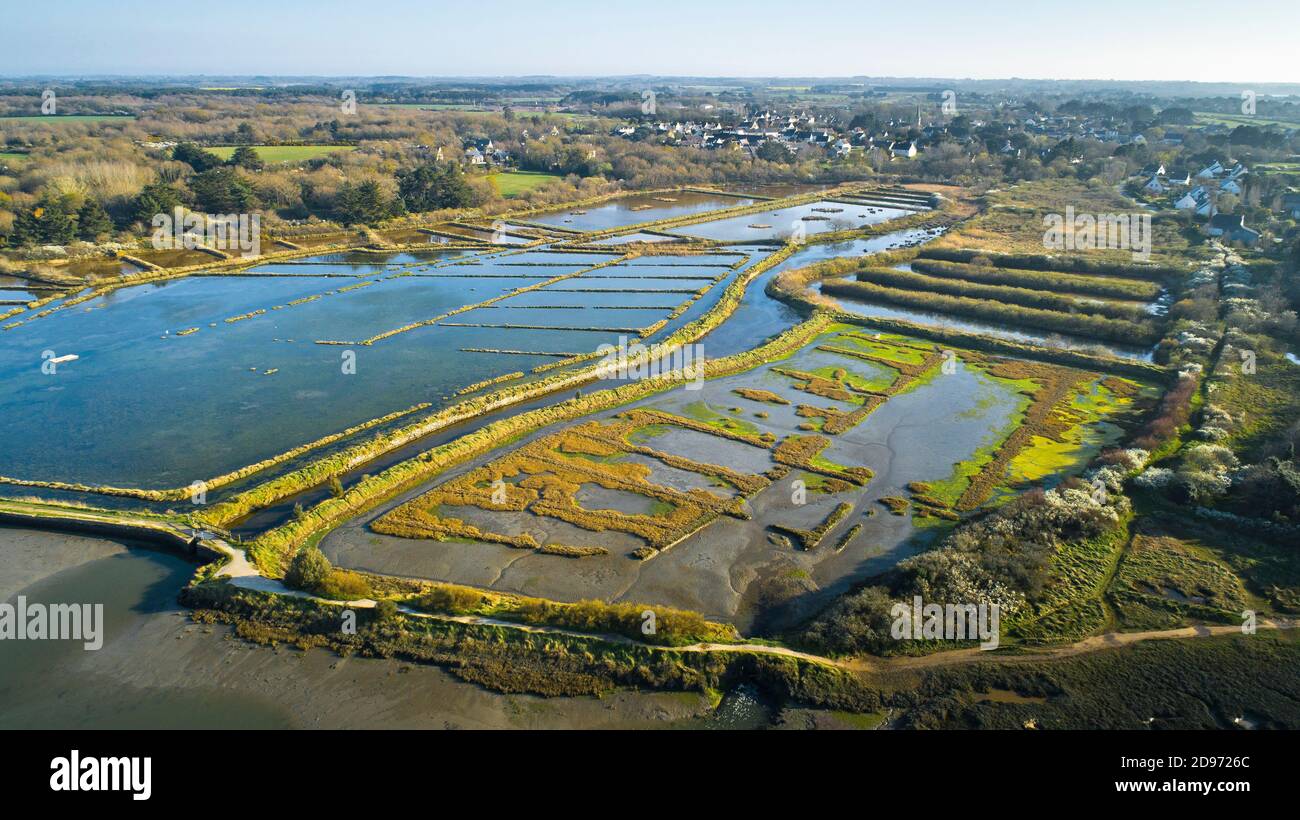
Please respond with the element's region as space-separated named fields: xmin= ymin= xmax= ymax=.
xmin=316 ymin=569 xmax=372 ymax=601
xmin=417 ymin=585 xmax=489 ymax=614
xmin=373 ymin=599 xmax=399 ymax=623
xmin=283 ymin=546 xmax=331 ymax=591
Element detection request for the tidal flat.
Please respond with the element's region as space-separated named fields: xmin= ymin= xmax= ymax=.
xmin=0 ymin=526 xmax=727 ymax=729
xmin=321 ymin=325 xmax=1131 ymax=633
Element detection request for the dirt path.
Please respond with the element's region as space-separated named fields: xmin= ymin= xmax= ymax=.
xmin=851 ymin=619 xmax=1295 ymax=674
xmin=211 ymin=535 xmax=1294 ymax=676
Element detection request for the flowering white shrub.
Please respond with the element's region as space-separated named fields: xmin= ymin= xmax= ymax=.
xmin=1202 ymin=405 xmax=1235 ymax=427
xmin=898 ymin=550 xmax=1025 ymax=618
xmin=1196 ymin=426 xmax=1230 ymax=442
xmin=1087 ymin=465 xmax=1128 ymax=494
xmin=1134 ymin=467 xmax=1176 ymax=490
xmin=1182 ymin=444 xmax=1239 ymax=472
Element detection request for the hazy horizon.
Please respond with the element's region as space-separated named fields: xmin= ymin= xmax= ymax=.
xmin=4 ymin=0 xmax=1298 ymax=84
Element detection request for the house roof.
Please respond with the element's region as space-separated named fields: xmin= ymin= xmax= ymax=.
xmin=1209 ymin=213 xmax=1244 ymax=230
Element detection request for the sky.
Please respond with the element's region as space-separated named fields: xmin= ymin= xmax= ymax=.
xmin=3 ymin=0 xmax=1298 ymax=83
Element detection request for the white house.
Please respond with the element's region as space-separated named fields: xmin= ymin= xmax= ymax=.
xmin=1143 ymin=175 xmax=1165 ymax=194
xmin=889 ymin=140 xmax=918 ymax=159
xmin=1197 ymin=160 xmax=1224 ymax=179
xmin=1175 ymin=185 xmax=1216 ymax=216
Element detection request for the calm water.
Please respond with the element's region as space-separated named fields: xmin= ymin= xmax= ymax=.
xmin=677 ymin=200 xmax=909 ymax=242
xmin=820 ymin=286 xmax=1157 ymax=361
xmin=702 ymin=228 xmax=942 ymax=358
xmin=0 ymin=249 xmax=731 ymax=489
xmin=526 ymin=191 xmax=756 ymax=232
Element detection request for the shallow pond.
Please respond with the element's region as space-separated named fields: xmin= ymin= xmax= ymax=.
xmin=588 ymin=231 xmax=683 ymax=245
xmin=677 ymin=200 xmax=910 ymax=242
xmin=700 ymin=227 xmax=945 ymax=358
xmin=524 ymin=191 xmax=756 ymax=232
xmin=0 ymin=250 xmax=721 ymax=490
xmin=322 ymin=326 xmax=1065 ymax=632
xmin=819 ymin=284 xmax=1157 ymax=362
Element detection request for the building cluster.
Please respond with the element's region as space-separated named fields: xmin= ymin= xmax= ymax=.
xmin=615 ymin=110 xmax=922 ymax=161
xmin=462 ymin=137 xmax=512 ymax=166
xmin=1134 ymin=158 xmax=1261 ymax=244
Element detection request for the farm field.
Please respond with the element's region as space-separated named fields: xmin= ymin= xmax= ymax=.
xmin=927 ymin=178 xmax=1195 ymax=261
xmin=488 ymin=169 xmax=562 ymax=197
xmin=206 ymin=144 xmax=356 ymax=163
xmin=1193 ymin=111 xmax=1300 ymax=128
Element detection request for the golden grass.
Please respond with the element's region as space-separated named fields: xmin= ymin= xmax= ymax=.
xmin=373 ymin=415 xmax=770 ymax=560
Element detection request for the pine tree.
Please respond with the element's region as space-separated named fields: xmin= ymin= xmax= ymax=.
xmin=190 ymin=167 xmax=255 ymax=213
xmin=132 ymin=182 xmax=184 ymax=224
xmin=335 ymin=180 xmax=387 ymax=225
xmin=77 ymin=197 xmax=113 ymax=241
xmin=172 ymin=142 xmax=223 ymax=172
xmin=19 ymin=196 xmax=78 ymax=245
xmin=228 ymin=145 xmax=264 ymax=171
xmin=396 ymin=161 xmax=480 ymax=213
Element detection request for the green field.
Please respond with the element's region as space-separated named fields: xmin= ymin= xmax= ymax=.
xmin=377 ymin=103 xmax=493 ymax=111
xmin=487 ymin=170 xmax=562 ymax=197
xmin=1193 ymin=111 xmax=1300 ymax=128
xmin=207 ymin=144 xmax=355 ymax=163
xmin=0 ymin=114 xmax=136 ymax=123
xmin=0 ymin=152 xmax=28 ymax=166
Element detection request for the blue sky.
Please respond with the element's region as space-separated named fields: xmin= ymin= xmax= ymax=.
xmin=4 ymin=0 xmax=1297 ymax=82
